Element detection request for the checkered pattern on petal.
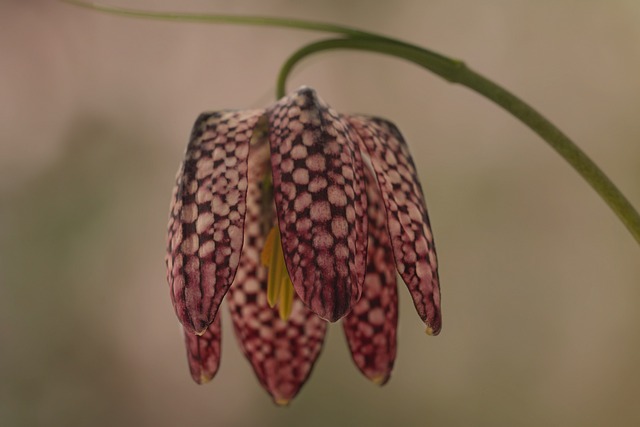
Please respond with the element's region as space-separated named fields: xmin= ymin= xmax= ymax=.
xmin=266 ymin=87 xmax=368 ymax=322
xmin=343 ymin=165 xmax=398 ymax=384
xmin=183 ymin=315 xmax=222 ymax=384
xmin=166 ymin=110 xmax=264 ymax=334
xmin=349 ymin=116 xmax=442 ymax=335
xmin=227 ymin=138 xmax=327 ymax=405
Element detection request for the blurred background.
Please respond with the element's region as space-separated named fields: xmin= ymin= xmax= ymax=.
xmin=2 ymin=0 xmax=640 ymax=426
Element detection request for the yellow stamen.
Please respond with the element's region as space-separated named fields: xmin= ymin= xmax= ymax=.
xmin=261 ymin=227 xmax=277 ymax=267
xmin=261 ymin=225 xmax=295 ymax=321
xmin=425 ymin=326 xmax=435 ymax=336
xmin=267 ymin=238 xmax=282 ymax=308
xmin=278 ymin=270 xmax=294 ymax=321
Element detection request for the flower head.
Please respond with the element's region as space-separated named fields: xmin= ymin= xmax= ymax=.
xmin=166 ymin=86 xmax=441 ymax=404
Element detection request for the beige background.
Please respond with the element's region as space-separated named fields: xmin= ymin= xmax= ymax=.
xmin=1 ymin=1 xmax=640 ymax=426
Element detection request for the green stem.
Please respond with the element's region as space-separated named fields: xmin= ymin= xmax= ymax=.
xmin=60 ymin=0 xmax=375 ymax=38
xmin=59 ymin=0 xmax=454 ymax=61
xmin=61 ymin=0 xmax=640 ymax=246
xmin=279 ymin=39 xmax=640 ymax=245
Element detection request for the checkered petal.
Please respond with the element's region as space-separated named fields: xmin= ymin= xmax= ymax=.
xmin=183 ymin=315 xmax=222 ymax=384
xmin=266 ymin=87 xmax=368 ymax=322
xmin=343 ymin=165 xmax=398 ymax=384
xmin=349 ymin=116 xmax=442 ymax=335
xmin=227 ymin=138 xmax=327 ymax=405
xmin=166 ymin=110 xmax=264 ymax=334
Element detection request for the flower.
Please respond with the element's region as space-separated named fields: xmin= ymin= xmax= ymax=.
xmin=166 ymin=86 xmax=441 ymax=404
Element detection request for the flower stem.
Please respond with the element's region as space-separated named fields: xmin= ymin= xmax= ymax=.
xmin=60 ymin=0 xmax=375 ymax=38
xmin=278 ymin=38 xmax=640 ymax=246
xmin=61 ymin=0 xmax=640 ymax=246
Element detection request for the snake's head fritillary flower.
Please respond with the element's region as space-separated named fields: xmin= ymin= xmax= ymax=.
xmin=166 ymin=86 xmax=441 ymax=404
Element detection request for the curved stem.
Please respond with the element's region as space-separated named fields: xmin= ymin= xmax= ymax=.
xmin=278 ymin=39 xmax=640 ymax=245
xmin=61 ymin=0 xmax=640 ymax=246
xmin=59 ymin=0 xmax=454 ymax=62
xmin=60 ymin=0 xmax=375 ymax=38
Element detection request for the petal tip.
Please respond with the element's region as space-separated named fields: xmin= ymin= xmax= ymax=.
xmin=172 ymin=283 xmax=219 ymax=336
xmin=369 ymin=374 xmax=390 ymax=386
xmin=196 ymin=372 xmax=214 ymax=385
xmin=189 ymin=318 xmax=210 ymax=336
xmin=273 ymin=397 xmax=291 ymax=407
xmin=425 ymin=324 xmax=441 ymax=336
xmin=318 ymin=307 xmax=348 ymax=323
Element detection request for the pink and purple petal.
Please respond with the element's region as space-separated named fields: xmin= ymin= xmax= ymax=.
xmin=266 ymin=87 xmax=368 ymax=322
xmin=166 ymin=110 xmax=264 ymax=334
xmin=349 ymin=116 xmax=442 ymax=335
xmin=227 ymin=138 xmax=327 ymax=405
xmin=183 ymin=315 xmax=222 ymax=384
xmin=343 ymin=166 xmax=398 ymax=384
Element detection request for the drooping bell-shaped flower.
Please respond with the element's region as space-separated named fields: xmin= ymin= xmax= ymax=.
xmin=166 ymin=86 xmax=441 ymax=404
